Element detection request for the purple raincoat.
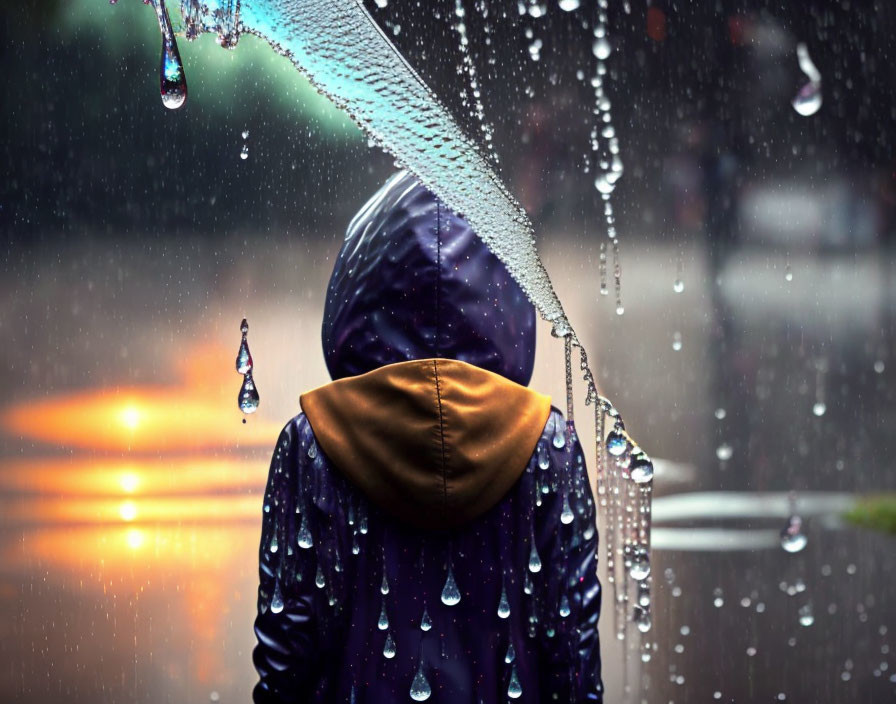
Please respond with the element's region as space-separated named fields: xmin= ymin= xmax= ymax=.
xmin=252 ymin=172 xmax=603 ymax=703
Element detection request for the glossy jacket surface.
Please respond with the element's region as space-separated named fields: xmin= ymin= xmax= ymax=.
xmin=253 ymin=173 xmax=603 ymax=703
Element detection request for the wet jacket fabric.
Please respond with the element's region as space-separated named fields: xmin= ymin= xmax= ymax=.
xmin=252 ymin=172 xmax=603 ymax=703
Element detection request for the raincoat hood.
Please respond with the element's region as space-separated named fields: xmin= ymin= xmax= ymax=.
xmin=304 ymin=172 xmax=549 ymax=531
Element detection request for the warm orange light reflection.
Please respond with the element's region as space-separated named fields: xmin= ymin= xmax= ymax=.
xmin=126 ymin=527 xmax=145 ymax=549
xmin=120 ymin=405 xmax=142 ymax=430
xmin=119 ymin=500 xmax=138 ymax=521
xmin=120 ymin=471 xmax=140 ymax=493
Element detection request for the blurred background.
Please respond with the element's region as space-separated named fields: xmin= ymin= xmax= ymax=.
xmin=1 ymin=0 xmax=895 ymax=702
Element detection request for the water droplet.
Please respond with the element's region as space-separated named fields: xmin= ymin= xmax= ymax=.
xmin=792 ymin=43 xmax=822 ymax=117
xmin=241 ymin=129 xmax=250 ymax=140
xmin=240 ymin=143 xmax=249 ymax=160
xmin=378 ymin=599 xmax=389 ymax=630
xmin=420 ymin=606 xmax=432 ymax=631
xmin=297 ymin=514 xmax=313 ymax=549
xmin=270 ymin=579 xmax=284 ymax=613
xmin=606 ymin=429 xmax=628 ymax=457
xmin=714 ymin=407 xmax=727 ymax=420
xmin=523 ymin=573 xmax=533 ymax=595
xmin=528 ymin=541 xmax=542 ymax=573
xmin=592 ymin=36 xmax=612 ymax=60
xmin=315 ymin=566 xmax=326 ymax=589
xmin=560 ymin=494 xmax=575 ymax=524
xmin=269 ymin=534 xmax=279 ymax=553
xmin=672 ymin=331 xmax=683 ymax=351
xmin=716 ymin=443 xmax=733 ymax=461
xmin=537 ymin=441 xmax=550 ymax=470
xmin=238 ymin=373 xmax=260 ymax=414
xmin=629 ymin=546 xmax=650 ymax=580
xmin=153 ymin=0 xmax=188 ymax=110
xmin=552 ymin=425 xmax=566 ymax=449
xmin=812 ymin=402 xmax=827 ymax=417
xmin=507 ymin=664 xmax=523 ymax=699
xmin=634 ymin=605 xmax=652 ymax=633
xmin=381 ymin=571 xmax=390 ymax=595
xmin=497 ymin=585 xmax=511 ymax=618
xmin=558 ymin=0 xmax=581 ymax=11
xmin=785 ymin=264 xmax=793 ymax=282
xmin=441 ymin=565 xmax=461 ymax=606
xmin=505 ymin=641 xmax=516 ymax=663
xmin=780 ymin=514 xmax=808 ymax=553
xmin=383 ymin=631 xmax=396 ymax=658
xmin=559 ymin=594 xmax=571 ymax=617
xmin=409 ymin=661 xmax=432 ymax=701
xmin=673 ymin=278 xmax=684 ymax=293
xmin=307 ymin=441 xmax=318 ymax=459
xmin=798 ymin=603 xmax=814 ymax=627
xmin=235 ymin=329 xmax=253 ymax=374
xmin=630 ymin=456 xmax=654 ymax=484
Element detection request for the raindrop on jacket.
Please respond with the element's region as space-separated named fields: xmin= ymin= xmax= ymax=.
xmin=252 ymin=171 xmax=603 ymax=703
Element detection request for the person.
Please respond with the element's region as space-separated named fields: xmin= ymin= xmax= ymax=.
xmin=252 ymin=171 xmax=603 ymax=703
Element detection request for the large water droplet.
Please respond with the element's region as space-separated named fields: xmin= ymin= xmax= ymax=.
xmin=559 ymin=0 xmax=581 ymax=10
xmin=552 ymin=424 xmax=566 ymax=449
xmin=381 ymin=571 xmax=390 ymax=595
xmin=528 ymin=542 xmax=542 ymax=573
xmin=315 ymin=566 xmax=325 ymax=589
xmin=238 ymin=373 xmax=260 ymax=414
xmin=409 ymin=661 xmax=432 ymax=701
xmin=420 ymin=606 xmax=432 ymax=631
xmin=235 ymin=329 xmax=253 ymax=374
xmin=383 ymin=631 xmax=396 ymax=658
xmin=378 ymin=599 xmax=390 ymax=629
xmin=497 ymin=585 xmax=511 ymax=618
xmin=297 ymin=514 xmax=313 ymax=549
xmin=507 ymin=664 xmax=523 ymax=698
xmin=592 ymin=36 xmax=612 ymax=60
xmin=152 ymin=0 xmax=187 ymax=110
xmin=270 ymin=579 xmax=284 ymax=613
xmin=716 ymin=443 xmax=733 ymax=461
xmin=606 ymin=429 xmax=628 ymax=457
xmin=630 ymin=455 xmax=654 ymax=484
xmin=629 ymin=546 xmax=651 ymax=580
xmin=441 ymin=566 xmax=461 ymax=606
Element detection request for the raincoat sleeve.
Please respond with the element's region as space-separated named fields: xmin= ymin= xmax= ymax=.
xmin=538 ymin=416 xmax=603 ymax=703
xmin=252 ymin=417 xmax=319 ymax=704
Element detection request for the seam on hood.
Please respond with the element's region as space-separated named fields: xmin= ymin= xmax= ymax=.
xmin=433 ymin=359 xmax=448 ymax=521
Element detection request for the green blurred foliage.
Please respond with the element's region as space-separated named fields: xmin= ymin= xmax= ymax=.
xmin=844 ymin=495 xmax=896 ymax=536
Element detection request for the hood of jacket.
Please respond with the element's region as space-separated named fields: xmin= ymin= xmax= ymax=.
xmin=309 ymin=172 xmax=547 ymax=531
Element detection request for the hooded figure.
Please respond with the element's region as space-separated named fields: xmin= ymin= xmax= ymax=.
xmin=252 ymin=172 xmax=603 ymax=703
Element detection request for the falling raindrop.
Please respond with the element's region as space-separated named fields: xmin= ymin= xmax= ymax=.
xmin=780 ymin=514 xmax=808 ymax=553
xmin=307 ymin=441 xmax=318 ymax=459
xmin=236 ymin=319 xmax=260 ymax=415
xmin=716 ymin=443 xmax=733 ymax=461
xmin=240 ymin=143 xmax=249 ymax=160
xmin=558 ymin=0 xmax=581 ymax=11
xmin=441 ymin=565 xmax=462 ymax=606
xmin=378 ymin=599 xmax=390 ymax=630
xmin=672 ymin=331 xmax=683 ymax=351
xmin=799 ymin=603 xmax=815 ymax=627
xmin=497 ymin=584 xmax=511 ymax=618
xmin=383 ymin=631 xmax=396 ymax=659
xmin=552 ymin=423 xmax=566 ymax=449
xmin=592 ymin=36 xmax=611 ymax=60
xmin=270 ymin=579 xmax=284 ymax=613
xmin=507 ymin=664 xmax=523 ymax=699
xmin=523 ymin=573 xmax=533 ymax=595
xmin=673 ymin=278 xmax=685 ymax=294
xmin=812 ymin=402 xmax=827 ymax=417
xmin=381 ymin=571 xmax=390 ymax=595
xmin=151 ymin=0 xmax=188 ymax=110
xmin=315 ymin=566 xmax=326 ymax=589
xmin=269 ymin=534 xmax=279 ymax=553
xmin=420 ymin=606 xmax=433 ymax=632
xmin=792 ymin=43 xmax=823 ymax=117
xmin=409 ymin=661 xmax=432 ymax=701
